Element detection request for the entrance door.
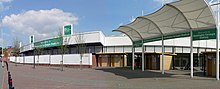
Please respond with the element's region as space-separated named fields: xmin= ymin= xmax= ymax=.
xmin=99 ymin=56 xmax=102 ymax=67
xmin=207 ymin=59 xmax=212 ymax=76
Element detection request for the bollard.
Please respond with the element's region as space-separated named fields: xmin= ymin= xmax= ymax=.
xmin=8 ymin=71 xmax=15 ymax=89
xmin=9 ymin=77 xmax=14 ymax=89
xmin=8 ymin=72 xmax=11 ymax=84
xmin=9 ymin=78 xmax=12 ymax=86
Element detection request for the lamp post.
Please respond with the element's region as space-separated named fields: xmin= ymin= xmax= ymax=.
xmin=33 ymin=47 xmax=36 ymax=69
xmin=0 ymin=15 xmax=4 ymax=68
xmin=30 ymin=35 xmax=35 ymax=68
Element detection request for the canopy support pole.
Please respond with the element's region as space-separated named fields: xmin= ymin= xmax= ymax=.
xmin=172 ymin=47 xmax=175 ymax=70
xmin=190 ymin=30 xmax=193 ymax=78
xmin=142 ymin=43 xmax=145 ymax=71
xmin=216 ymin=25 xmax=219 ymax=80
xmin=216 ymin=0 xmax=220 ymax=81
xmin=132 ymin=46 xmax=135 ymax=70
xmin=162 ymin=35 xmax=165 ymax=74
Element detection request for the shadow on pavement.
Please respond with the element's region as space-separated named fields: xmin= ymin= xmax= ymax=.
xmin=182 ymin=71 xmax=208 ymax=77
xmin=96 ymin=67 xmax=174 ymax=79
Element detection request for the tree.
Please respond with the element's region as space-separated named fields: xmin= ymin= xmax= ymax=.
xmin=13 ymin=37 xmax=20 ymax=66
xmin=3 ymin=48 xmax=12 ymax=70
xmin=75 ymin=33 xmax=86 ymax=70
xmin=36 ymin=47 xmax=43 ymax=66
xmin=58 ymin=27 xmax=70 ymax=71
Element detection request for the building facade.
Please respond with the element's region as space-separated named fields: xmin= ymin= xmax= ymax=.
xmin=16 ymin=31 xmax=216 ymax=71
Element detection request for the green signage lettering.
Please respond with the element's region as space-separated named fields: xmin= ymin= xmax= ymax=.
xmin=34 ymin=37 xmax=63 ymax=48
xmin=192 ymin=28 xmax=216 ymax=41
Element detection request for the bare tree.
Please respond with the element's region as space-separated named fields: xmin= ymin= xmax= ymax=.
xmin=75 ymin=33 xmax=86 ymax=69
xmin=13 ymin=37 xmax=20 ymax=66
xmin=3 ymin=48 xmax=12 ymax=70
xmin=36 ymin=47 xmax=43 ymax=66
xmin=58 ymin=27 xmax=70 ymax=71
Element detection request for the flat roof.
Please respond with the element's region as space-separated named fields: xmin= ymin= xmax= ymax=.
xmin=96 ymin=52 xmax=177 ymax=56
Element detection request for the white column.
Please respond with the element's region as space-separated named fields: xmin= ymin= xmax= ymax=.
xmin=142 ymin=44 xmax=145 ymax=71
xmin=216 ymin=26 xmax=219 ymax=80
xmin=162 ymin=36 xmax=165 ymax=74
xmin=197 ymin=47 xmax=200 ymax=67
xmin=216 ymin=0 xmax=220 ymax=80
xmin=190 ymin=30 xmax=193 ymax=78
xmin=132 ymin=46 xmax=135 ymax=70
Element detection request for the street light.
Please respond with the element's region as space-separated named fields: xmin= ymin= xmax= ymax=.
xmin=0 ymin=15 xmax=4 ymax=68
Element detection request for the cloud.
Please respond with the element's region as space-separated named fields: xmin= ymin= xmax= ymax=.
xmin=0 ymin=0 xmax=12 ymax=3
xmin=0 ymin=0 xmax=12 ymax=12
xmin=2 ymin=8 xmax=78 ymax=41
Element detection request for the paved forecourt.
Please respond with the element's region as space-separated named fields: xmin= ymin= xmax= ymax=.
xmin=8 ymin=63 xmax=220 ymax=89
xmin=0 ymin=62 xmax=8 ymax=89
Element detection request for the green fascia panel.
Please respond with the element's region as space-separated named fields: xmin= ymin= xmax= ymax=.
xmin=143 ymin=37 xmax=162 ymax=43
xmin=142 ymin=32 xmax=190 ymax=43
xmin=133 ymin=32 xmax=190 ymax=47
xmin=192 ymin=28 xmax=217 ymax=41
xmin=34 ymin=37 xmax=63 ymax=48
xmin=133 ymin=40 xmax=143 ymax=47
xmin=164 ymin=32 xmax=190 ymax=40
xmin=132 ymin=28 xmax=216 ymax=47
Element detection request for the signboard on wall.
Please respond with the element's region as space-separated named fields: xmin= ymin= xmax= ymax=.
xmin=192 ymin=28 xmax=216 ymax=41
xmin=34 ymin=37 xmax=63 ymax=48
xmin=63 ymin=24 xmax=73 ymax=36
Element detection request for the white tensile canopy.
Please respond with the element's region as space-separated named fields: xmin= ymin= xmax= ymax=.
xmin=113 ymin=0 xmax=219 ymax=80
xmin=114 ymin=0 xmax=215 ymax=42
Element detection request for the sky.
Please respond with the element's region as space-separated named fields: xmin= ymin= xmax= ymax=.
xmin=0 ymin=0 xmax=218 ymax=47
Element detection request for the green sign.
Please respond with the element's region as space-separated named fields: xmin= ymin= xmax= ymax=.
xmin=192 ymin=28 xmax=216 ymax=41
xmin=133 ymin=40 xmax=143 ymax=47
xmin=34 ymin=37 xmax=63 ymax=48
xmin=64 ymin=25 xmax=72 ymax=35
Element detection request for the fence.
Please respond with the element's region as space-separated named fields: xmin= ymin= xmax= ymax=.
xmin=9 ymin=54 xmax=93 ymax=66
